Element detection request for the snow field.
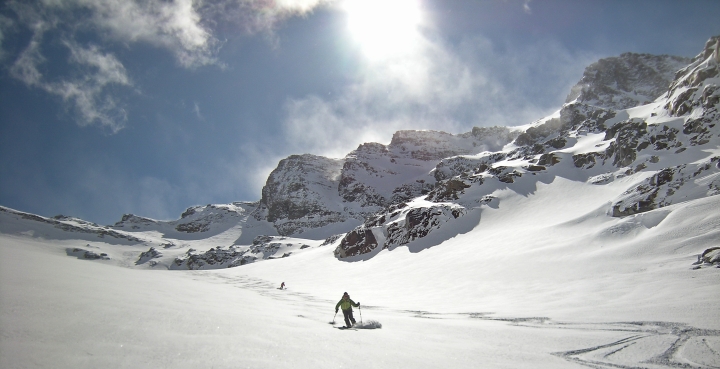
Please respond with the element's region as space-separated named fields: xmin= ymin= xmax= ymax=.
xmin=237 ymin=180 xmax=719 ymax=328
xmin=0 ymin=236 xmax=654 ymax=369
xmin=1 ymin=169 xmax=719 ymax=368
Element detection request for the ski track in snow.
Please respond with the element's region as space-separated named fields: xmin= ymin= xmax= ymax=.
xmin=195 ymin=272 xmax=720 ymax=369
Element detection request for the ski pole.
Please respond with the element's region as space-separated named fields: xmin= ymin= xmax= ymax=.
xmin=359 ymin=305 xmax=363 ymax=325
xmin=331 ymin=311 xmax=337 ymax=325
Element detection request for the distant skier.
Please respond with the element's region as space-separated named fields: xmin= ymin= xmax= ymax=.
xmin=280 ymin=282 xmax=285 ymax=290
xmin=335 ymin=292 xmax=360 ymax=328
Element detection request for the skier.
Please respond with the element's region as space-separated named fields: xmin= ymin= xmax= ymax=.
xmin=335 ymin=292 xmax=360 ymax=328
xmin=280 ymin=282 xmax=285 ymax=290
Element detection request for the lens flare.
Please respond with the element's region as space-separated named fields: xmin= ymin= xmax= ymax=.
xmin=342 ymin=0 xmax=423 ymax=60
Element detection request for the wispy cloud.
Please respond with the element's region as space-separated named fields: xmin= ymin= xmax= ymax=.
xmin=76 ymin=163 xmax=184 ymax=222
xmin=10 ymin=34 xmax=132 ymax=132
xmin=193 ymin=102 xmax=204 ymax=121
xmin=280 ymin=10 xmax=595 ymax=159
xmin=2 ymin=0 xmax=335 ymax=132
xmin=8 ymin=25 xmax=45 ymax=87
xmin=79 ymin=0 xmax=220 ymax=68
xmin=523 ymin=0 xmax=533 ymax=14
xmin=4 ymin=0 xmax=220 ymax=68
xmin=3 ymin=0 xmax=204 ymax=131
xmin=282 ymin=37 xmax=481 ymax=157
xmin=199 ymin=0 xmax=335 ymax=35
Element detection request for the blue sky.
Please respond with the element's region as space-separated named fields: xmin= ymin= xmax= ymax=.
xmin=1 ymin=0 xmax=719 ymax=225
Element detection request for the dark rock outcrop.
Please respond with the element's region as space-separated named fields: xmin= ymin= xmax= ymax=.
xmin=566 ymin=53 xmax=691 ymax=110
xmin=66 ymin=247 xmax=110 ymax=260
xmin=136 ymin=247 xmax=162 ymax=265
xmin=334 ymin=228 xmax=378 ymax=259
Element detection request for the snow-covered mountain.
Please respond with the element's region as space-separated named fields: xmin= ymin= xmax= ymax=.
xmin=2 ymin=36 xmax=720 ymax=369
xmin=332 ymin=37 xmax=719 ymax=259
xmin=1 ymin=36 xmax=719 ymax=270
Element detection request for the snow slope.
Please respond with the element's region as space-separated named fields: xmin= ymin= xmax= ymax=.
xmin=1 ymin=194 xmax=718 ymax=368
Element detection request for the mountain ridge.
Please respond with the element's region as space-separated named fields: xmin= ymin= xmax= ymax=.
xmin=1 ymin=36 xmax=719 ymax=269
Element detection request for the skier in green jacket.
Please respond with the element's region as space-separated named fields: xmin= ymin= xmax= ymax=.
xmin=335 ymin=292 xmax=360 ymax=328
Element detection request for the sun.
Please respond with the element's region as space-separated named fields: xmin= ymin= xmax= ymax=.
xmin=342 ymin=0 xmax=423 ymax=60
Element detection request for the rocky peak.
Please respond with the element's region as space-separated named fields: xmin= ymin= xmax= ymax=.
xmin=566 ymin=52 xmax=690 ymax=110
xmin=388 ymin=130 xmax=483 ymax=161
xmin=114 ymin=214 xmax=158 ymax=228
xmin=173 ymin=204 xmax=246 ymax=234
xmin=113 ymin=203 xmax=250 ymax=235
xmin=665 ymin=36 xmax=720 ymax=116
xmin=259 ymin=154 xmax=347 ymax=235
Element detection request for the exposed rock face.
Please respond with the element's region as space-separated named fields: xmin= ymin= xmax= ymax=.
xmin=566 ymin=53 xmax=691 ymax=110
xmin=114 ymin=214 xmax=158 ymax=229
xmin=338 ymin=142 xmax=397 ymax=210
xmin=260 ymin=154 xmax=347 ymax=236
xmin=664 ymin=36 xmax=720 ymax=148
xmin=333 ymin=228 xmax=378 ymax=259
xmin=171 ymin=235 xmax=307 ymax=270
xmin=136 ymin=247 xmax=162 ymax=265
xmin=337 ymin=129 xmax=519 ymax=210
xmin=666 ymin=37 xmax=720 ymax=111
xmin=332 ymin=201 xmax=467 ymax=259
xmin=174 ymin=204 xmax=242 ymax=233
xmin=388 ymin=129 xmax=512 ymax=161
xmin=262 ymin=155 xmax=344 ymax=222
xmin=603 ymin=119 xmax=650 ymax=167
xmin=383 ymin=204 xmax=466 ymax=248
xmin=514 ymin=103 xmax=615 ymax=150
xmin=611 ymin=157 xmax=720 ymax=217
xmin=173 ymin=246 xmax=255 ymax=270
xmin=259 ymin=128 xmax=519 ymax=236
xmin=426 ymin=179 xmax=472 ymax=202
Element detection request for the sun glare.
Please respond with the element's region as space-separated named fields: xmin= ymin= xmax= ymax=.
xmin=342 ymin=0 xmax=423 ymax=60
